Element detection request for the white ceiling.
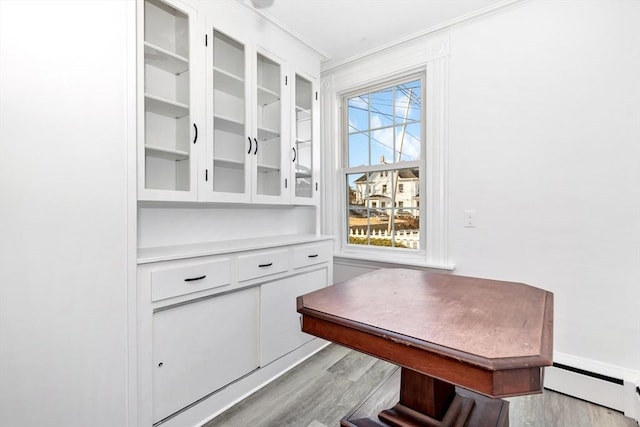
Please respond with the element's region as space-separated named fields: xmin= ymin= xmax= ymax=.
xmin=243 ymin=0 xmax=508 ymax=69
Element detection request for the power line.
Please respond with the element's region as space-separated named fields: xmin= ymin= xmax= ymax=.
xmin=347 ymin=85 xmax=422 ymax=164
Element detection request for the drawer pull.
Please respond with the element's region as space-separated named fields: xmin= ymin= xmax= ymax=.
xmin=258 ymin=263 xmax=273 ymax=268
xmin=308 ymin=254 xmax=319 ymax=258
xmin=184 ymin=275 xmax=206 ymax=282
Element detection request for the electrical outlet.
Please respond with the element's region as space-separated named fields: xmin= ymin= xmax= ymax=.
xmin=464 ymin=210 xmax=476 ymax=227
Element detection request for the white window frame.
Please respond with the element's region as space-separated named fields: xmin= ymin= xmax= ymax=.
xmin=319 ymin=33 xmax=453 ymax=270
xmin=342 ymin=74 xmax=426 ymax=257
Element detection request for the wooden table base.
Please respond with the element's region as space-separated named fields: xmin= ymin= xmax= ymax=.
xmin=342 ymin=367 xmax=509 ymax=427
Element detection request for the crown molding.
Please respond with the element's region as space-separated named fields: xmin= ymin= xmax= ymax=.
xmin=321 ymin=0 xmax=527 ymax=73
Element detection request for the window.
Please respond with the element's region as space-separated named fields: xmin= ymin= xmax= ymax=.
xmin=344 ymin=76 xmax=423 ymax=251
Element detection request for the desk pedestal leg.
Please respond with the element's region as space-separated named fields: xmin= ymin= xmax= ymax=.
xmin=379 ymin=368 xmax=474 ymax=427
xmin=342 ymin=367 xmax=509 ymax=427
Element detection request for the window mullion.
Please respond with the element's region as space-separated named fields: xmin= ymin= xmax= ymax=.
xmin=367 ymin=93 xmax=372 ymax=166
xmin=344 ymin=160 xmax=421 ymax=175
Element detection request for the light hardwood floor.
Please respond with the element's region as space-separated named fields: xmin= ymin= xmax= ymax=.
xmin=204 ymin=344 xmax=638 ymax=427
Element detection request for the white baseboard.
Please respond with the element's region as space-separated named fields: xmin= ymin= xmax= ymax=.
xmin=545 ymin=352 xmax=639 ymax=422
xmin=623 ymin=377 xmax=640 ymax=422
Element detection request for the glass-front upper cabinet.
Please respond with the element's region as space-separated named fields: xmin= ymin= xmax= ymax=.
xmin=292 ymin=73 xmax=314 ymax=202
xmin=207 ymin=30 xmax=251 ymax=202
xmin=253 ymin=52 xmax=283 ymax=201
xmin=203 ymin=26 xmax=287 ymax=204
xmin=139 ymin=0 xmax=199 ymax=201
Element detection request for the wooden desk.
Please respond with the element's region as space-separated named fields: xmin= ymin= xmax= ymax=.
xmin=297 ymin=269 xmax=553 ymax=427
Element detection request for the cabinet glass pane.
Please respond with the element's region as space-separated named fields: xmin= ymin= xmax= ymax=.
xmin=256 ymin=53 xmax=281 ymax=197
xmin=212 ymin=31 xmax=246 ymax=194
xmin=294 ymin=74 xmax=313 ymax=198
xmin=143 ymin=0 xmax=191 ymax=191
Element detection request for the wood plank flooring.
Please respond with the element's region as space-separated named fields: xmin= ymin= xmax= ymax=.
xmin=204 ymin=344 xmax=638 ymax=427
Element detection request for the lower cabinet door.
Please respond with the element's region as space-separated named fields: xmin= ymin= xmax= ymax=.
xmin=152 ymin=287 xmax=260 ymax=423
xmin=260 ymin=268 xmax=328 ymax=366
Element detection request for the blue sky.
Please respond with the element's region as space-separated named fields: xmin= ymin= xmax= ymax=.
xmin=347 ymin=79 xmax=422 ymax=167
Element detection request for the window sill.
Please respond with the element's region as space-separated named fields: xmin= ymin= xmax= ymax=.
xmin=334 ymin=251 xmax=455 ymax=271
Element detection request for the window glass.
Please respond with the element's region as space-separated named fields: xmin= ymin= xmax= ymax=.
xmin=345 ymin=73 xmax=423 ymax=252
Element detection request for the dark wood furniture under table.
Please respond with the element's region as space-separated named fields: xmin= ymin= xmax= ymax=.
xmin=297 ymin=269 xmax=554 ymax=427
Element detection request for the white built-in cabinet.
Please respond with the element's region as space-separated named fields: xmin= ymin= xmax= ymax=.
xmin=152 ymin=287 xmax=259 ymax=422
xmin=136 ymin=236 xmax=332 ymax=426
xmin=291 ymin=72 xmax=318 ymax=203
xmin=139 ymin=0 xmax=201 ymax=200
xmin=138 ymin=0 xmax=320 ymax=205
xmin=260 ymin=259 xmax=329 ymax=365
xmin=203 ymin=29 xmax=287 ymax=203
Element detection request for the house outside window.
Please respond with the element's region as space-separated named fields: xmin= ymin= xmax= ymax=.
xmin=344 ymin=76 xmax=423 ymax=250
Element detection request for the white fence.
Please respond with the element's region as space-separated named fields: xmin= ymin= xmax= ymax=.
xmin=348 ymin=228 xmax=420 ymax=249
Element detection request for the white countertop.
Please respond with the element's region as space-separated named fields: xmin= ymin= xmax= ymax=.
xmin=137 ymin=234 xmax=334 ymax=264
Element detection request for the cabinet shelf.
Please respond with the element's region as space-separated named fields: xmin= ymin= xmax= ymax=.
xmin=295 ymin=106 xmax=311 ymax=119
xmin=296 ymin=105 xmax=312 ymax=115
xmin=146 ymin=144 xmax=189 ymax=161
xmin=214 ymin=114 xmax=244 ymax=135
xmin=295 ymin=164 xmax=311 ymax=176
xmin=214 ymin=158 xmax=245 ymax=170
xmin=257 ymin=164 xmax=280 ymax=173
xmin=257 ymin=85 xmax=279 ymax=106
xmin=213 ymin=67 xmax=244 ymax=97
xmin=295 ymin=138 xmax=311 ymax=145
xmin=145 ymin=93 xmax=189 ymax=118
xmin=258 ymin=126 xmax=279 ymax=141
xmin=144 ymin=41 xmax=189 ymax=75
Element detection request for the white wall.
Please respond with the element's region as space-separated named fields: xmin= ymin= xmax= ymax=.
xmin=325 ymin=0 xmax=640 ymax=404
xmin=0 ymin=1 xmax=135 ymax=426
xmin=447 ymin=0 xmax=640 ymax=374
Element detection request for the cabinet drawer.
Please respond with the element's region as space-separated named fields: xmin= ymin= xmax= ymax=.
xmin=292 ymin=242 xmax=331 ymax=269
xmin=151 ymin=258 xmax=231 ymax=302
xmin=237 ymin=249 xmax=289 ymax=282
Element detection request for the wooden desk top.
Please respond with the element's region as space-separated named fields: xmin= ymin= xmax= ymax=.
xmin=297 ymin=268 xmax=553 ymax=398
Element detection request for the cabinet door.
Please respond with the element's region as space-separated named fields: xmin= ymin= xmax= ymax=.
xmin=260 ymin=268 xmax=328 ymax=366
xmin=202 ymin=29 xmax=252 ymax=202
xmin=251 ymin=49 xmax=288 ymax=204
xmin=139 ymin=0 xmax=200 ymax=201
xmin=291 ymin=71 xmax=319 ymax=205
xmin=152 ymin=287 xmax=259 ymax=422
